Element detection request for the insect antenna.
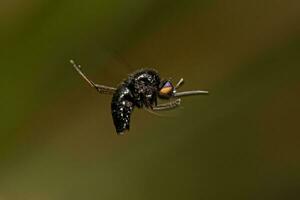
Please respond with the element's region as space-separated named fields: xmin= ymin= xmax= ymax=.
xmin=174 ymin=90 xmax=209 ymax=97
xmin=175 ymin=78 xmax=184 ymax=89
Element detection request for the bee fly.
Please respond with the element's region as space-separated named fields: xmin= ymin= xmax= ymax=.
xmin=70 ymin=60 xmax=208 ymax=135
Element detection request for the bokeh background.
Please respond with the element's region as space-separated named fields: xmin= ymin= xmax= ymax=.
xmin=1 ymin=0 xmax=300 ymax=199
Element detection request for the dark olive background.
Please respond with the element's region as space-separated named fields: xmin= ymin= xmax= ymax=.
xmin=0 ymin=0 xmax=300 ymax=199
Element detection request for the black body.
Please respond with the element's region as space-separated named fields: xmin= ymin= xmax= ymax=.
xmin=111 ymin=69 xmax=161 ymax=134
xmin=71 ymin=59 xmax=208 ymax=135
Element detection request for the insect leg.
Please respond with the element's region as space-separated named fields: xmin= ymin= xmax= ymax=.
xmin=70 ymin=60 xmax=117 ymax=94
xmin=153 ymin=99 xmax=181 ymax=111
xmin=94 ymin=84 xmax=117 ymax=95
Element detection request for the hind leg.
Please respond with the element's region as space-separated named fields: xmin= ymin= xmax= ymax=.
xmin=71 ymin=60 xmax=116 ymax=94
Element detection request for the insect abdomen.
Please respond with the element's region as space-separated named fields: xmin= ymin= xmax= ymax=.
xmin=111 ymin=86 xmax=134 ymax=134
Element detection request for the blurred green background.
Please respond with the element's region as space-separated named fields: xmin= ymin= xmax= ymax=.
xmin=0 ymin=0 xmax=300 ymax=199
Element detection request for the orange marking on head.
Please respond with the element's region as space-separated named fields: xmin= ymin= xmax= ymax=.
xmin=159 ymin=86 xmax=173 ymax=95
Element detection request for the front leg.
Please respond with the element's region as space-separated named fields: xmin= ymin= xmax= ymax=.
xmin=152 ymin=99 xmax=181 ymax=111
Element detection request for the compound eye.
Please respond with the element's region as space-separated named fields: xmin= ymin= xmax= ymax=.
xmin=159 ymin=81 xmax=174 ymax=97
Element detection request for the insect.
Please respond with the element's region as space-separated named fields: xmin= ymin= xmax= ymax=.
xmin=71 ymin=60 xmax=208 ymax=135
